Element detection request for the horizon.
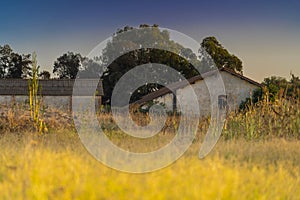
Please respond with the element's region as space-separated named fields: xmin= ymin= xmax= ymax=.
xmin=1 ymin=0 xmax=300 ymax=82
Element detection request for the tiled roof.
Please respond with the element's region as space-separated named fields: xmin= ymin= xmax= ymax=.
xmin=0 ymin=79 xmax=103 ymax=96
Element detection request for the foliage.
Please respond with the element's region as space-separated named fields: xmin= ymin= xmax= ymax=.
xmin=1 ymin=89 xmax=299 ymax=140
xmin=239 ymin=87 xmax=264 ymax=110
xmin=39 ymin=70 xmax=51 ymax=79
xmin=99 ymin=24 xmax=202 ymax=104
xmin=78 ymin=57 xmax=104 ymax=78
xmin=0 ymin=104 xmax=73 ymax=132
xmin=240 ymin=73 xmax=300 ymax=109
xmin=53 ymin=52 xmax=82 ymax=79
xmin=200 ymin=36 xmax=243 ymax=73
xmin=0 ymin=44 xmax=31 ymax=78
xmin=28 ymin=53 xmax=47 ymax=134
xmin=263 ymin=74 xmax=300 ymax=100
xmin=230 ymin=93 xmax=300 ymax=140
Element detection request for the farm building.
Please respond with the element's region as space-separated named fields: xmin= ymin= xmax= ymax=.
xmin=135 ymin=67 xmax=262 ymax=117
xmin=0 ymin=79 xmax=103 ymax=110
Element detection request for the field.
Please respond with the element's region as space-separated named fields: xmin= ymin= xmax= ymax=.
xmin=0 ymin=131 xmax=300 ymax=200
xmin=0 ymin=96 xmax=299 ymax=199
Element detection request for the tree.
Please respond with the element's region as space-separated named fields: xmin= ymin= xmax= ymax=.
xmin=240 ymin=73 xmax=300 ymax=109
xmin=263 ymin=74 xmax=300 ymax=100
xmin=0 ymin=45 xmax=13 ymax=78
xmin=0 ymin=44 xmax=31 ymax=78
xmin=53 ymin=52 xmax=82 ymax=79
xmin=201 ymin=36 xmax=243 ymax=74
xmin=6 ymin=53 xmax=31 ymax=78
xmin=263 ymin=76 xmax=287 ymax=100
xmin=39 ymin=70 xmax=51 ymax=79
xmin=78 ymin=57 xmax=104 ymax=78
xmin=94 ymin=24 xmax=201 ymax=104
xmin=289 ymin=73 xmax=300 ymax=98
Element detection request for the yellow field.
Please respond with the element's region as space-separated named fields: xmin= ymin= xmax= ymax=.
xmin=0 ymin=131 xmax=299 ymax=200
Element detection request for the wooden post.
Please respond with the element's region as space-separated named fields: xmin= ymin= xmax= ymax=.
xmin=172 ymin=91 xmax=177 ymax=113
xmin=95 ymin=96 xmax=102 ymax=112
xmin=69 ymin=96 xmax=72 ymax=113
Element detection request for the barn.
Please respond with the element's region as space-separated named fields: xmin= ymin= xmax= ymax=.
xmin=135 ymin=67 xmax=262 ymax=117
xmin=0 ymin=79 xmax=104 ymax=111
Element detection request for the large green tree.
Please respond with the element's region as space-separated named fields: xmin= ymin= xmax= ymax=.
xmin=0 ymin=44 xmax=31 ymax=78
xmin=201 ymin=36 xmax=243 ymax=74
xmin=53 ymin=52 xmax=82 ymax=79
xmin=97 ymin=24 xmax=201 ymax=104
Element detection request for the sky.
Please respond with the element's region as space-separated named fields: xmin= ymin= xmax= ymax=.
xmin=1 ymin=0 xmax=300 ymax=82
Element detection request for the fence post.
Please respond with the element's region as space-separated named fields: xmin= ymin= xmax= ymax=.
xmin=69 ymin=96 xmax=72 ymax=113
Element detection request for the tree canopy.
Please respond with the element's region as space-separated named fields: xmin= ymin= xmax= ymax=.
xmin=263 ymin=74 xmax=300 ymax=100
xmin=39 ymin=70 xmax=51 ymax=79
xmin=53 ymin=52 xmax=82 ymax=79
xmin=240 ymin=73 xmax=300 ymax=110
xmin=97 ymin=24 xmax=202 ymax=104
xmin=0 ymin=44 xmax=31 ymax=78
xmin=201 ymin=36 xmax=243 ymax=74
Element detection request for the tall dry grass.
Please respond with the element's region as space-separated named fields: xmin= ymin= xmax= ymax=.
xmin=223 ymin=93 xmax=300 ymax=140
xmin=0 ymin=91 xmax=299 ymax=199
xmin=0 ymin=130 xmax=299 ymax=199
xmin=1 ymin=90 xmax=299 ymax=141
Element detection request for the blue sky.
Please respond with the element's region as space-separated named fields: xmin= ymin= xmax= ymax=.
xmin=1 ymin=0 xmax=300 ymax=81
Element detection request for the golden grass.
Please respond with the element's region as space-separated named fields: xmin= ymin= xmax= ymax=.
xmin=0 ymin=131 xmax=299 ymax=200
xmin=223 ymin=96 xmax=300 ymax=140
xmin=1 ymin=94 xmax=299 ymax=140
xmin=0 ymin=95 xmax=299 ymax=199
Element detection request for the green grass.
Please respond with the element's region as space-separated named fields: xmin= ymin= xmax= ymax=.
xmin=0 ymin=130 xmax=299 ymax=200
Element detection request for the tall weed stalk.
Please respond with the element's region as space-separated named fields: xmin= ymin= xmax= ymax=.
xmin=28 ymin=52 xmax=47 ymax=134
